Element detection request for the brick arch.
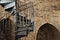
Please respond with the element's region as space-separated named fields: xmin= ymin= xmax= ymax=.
xmin=36 ymin=23 xmax=60 ymax=40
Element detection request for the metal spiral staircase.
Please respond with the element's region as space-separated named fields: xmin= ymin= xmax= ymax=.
xmin=15 ymin=0 xmax=34 ymax=39
xmin=0 ymin=0 xmax=34 ymax=40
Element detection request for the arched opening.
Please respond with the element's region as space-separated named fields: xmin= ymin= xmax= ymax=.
xmin=36 ymin=23 xmax=60 ymax=40
xmin=0 ymin=18 xmax=13 ymax=40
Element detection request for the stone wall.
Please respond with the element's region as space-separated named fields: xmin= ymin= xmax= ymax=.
xmin=19 ymin=0 xmax=60 ymax=40
xmin=0 ymin=0 xmax=60 ymax=40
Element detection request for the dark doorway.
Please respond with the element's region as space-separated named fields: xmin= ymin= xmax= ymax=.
xmin=0 ymin=18 xmax=12 ymax=40
xmin=36 ymin=23 xmax=60 ymax=40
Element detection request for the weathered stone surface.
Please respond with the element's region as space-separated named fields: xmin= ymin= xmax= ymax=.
xmin=19 ymin=0 xmax=60 ymax=40
xmin=0 ymin=5 xmax=11 ymax=21
xmin=0 ymin=0 xmax=60 ymax=40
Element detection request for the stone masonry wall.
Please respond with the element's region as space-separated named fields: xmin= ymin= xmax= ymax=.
xmin=19 ymin=0 xmax=60 ymax=40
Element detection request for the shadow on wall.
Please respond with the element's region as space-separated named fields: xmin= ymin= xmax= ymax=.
xmin=36 ymin=23 xmax=60 ymax=40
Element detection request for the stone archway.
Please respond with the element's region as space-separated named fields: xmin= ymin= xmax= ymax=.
xmin=36 ymin=23 xmax=60 ymax=40
xmin=0 ymin=18 xmax=13 ymax=40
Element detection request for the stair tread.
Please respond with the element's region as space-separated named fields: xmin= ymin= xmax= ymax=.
xmin=16 ymin=30 xmax=28 ymax=35
xmin=16 ymin=27 xmax=27 ymax=31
